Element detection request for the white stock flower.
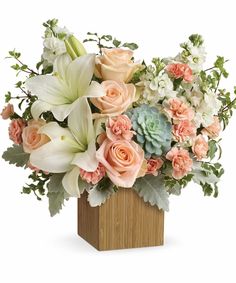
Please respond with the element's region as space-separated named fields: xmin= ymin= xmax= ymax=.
xmin=194 ymin=89 xmax=222 ymax=127
xmin=30 ymin=98 xmax=98 ymax=197
xmin=26 ymin=53 xmax=104 ymax=121
xmin=42 ymin=37 xmax=66 ymax=65
xmin=139 ymin=73 xmax=176 ymax=105
xmin=185 ymin=42 xmax=206 ymax=72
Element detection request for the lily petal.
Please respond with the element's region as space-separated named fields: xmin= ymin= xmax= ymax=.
xmin=30 ymin=139 xmax=75 ymax=173
xmin=67 ymin=54 xmax=95 ymax=97
xmin=68 ymin=98 xmax=95 ymax=146
xmin=72 ymin=141 xmax=98 ymax=172
xmin=53 ymin=54 xmax=72 ymax=80
xmin=51 ymin=102 xmax=77 ymax=122
xmin=62 ymin=166 xmax=81 ymax=197
xmin=31 ymin=100 xmax=52 ymax=120
xmin=39 ymin=122 xmax=74 ymax=140
xmin=84 ymin=81 xmax=105 ymax=98
xmin=25 ymin=75 xmax=70 ymax=105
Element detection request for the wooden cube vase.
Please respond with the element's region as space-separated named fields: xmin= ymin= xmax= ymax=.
xmin=77 ymin=188 xmax=164 ymax=251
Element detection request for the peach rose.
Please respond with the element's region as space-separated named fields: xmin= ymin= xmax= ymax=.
xmin=137 ymin=159 xmax=148 ymax=178
xmin=165 ymin=98 xmax=194 ymax=121
xmin=166 ymin=147 xmax=193 ymax=179
xmin=146 ymin=158 xmax=164 ymax=176
xmin=96 ymin=138 xmax=144 ymax=188
xmin=22 ymin=119 xmax=50 ymax=153
xmin=1 ymin=104 xmax=14 ymax=120
xmin=166 ymin=63 xmax=193 ymax=82
xmin=172 ymin=120 xmax=196 ymax=142
xmin=106 ymin=115 xmax=134 ymax=141
xmin=8 ymin=119 xmax=26 ymax=144
xmin=80 ymin=163 xmax=106 ymax=185
xmin=192 ymin=135 xmax=208 ymax=161
xmin=95 ymin=48 xmax=140 ymax=83
xmin=202 ymin=116 xmax=221 ymax=138
xmin=91 ymin=80 xmax=135 ymax=117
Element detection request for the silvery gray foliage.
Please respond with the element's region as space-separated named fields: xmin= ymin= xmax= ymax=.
xmin=133 ymin=175 xmax=169 ymax=211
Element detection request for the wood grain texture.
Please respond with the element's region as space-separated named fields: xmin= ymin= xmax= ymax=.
xmin=78 ymin=188 xmax=164 ymax=251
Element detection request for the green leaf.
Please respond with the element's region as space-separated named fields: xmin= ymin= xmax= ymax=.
xmin=5 ymin=91 xmax=12 ymax=103
xmin=214 ymin=56 xmax=229 ymax=78
xmin=113 ymin=38 xmax=121 ymax=47
xmin=122 ymin=42 xmax=138 ymax=50
xmin=47 ymin=173 xmax=68 ymax=217
xmin=133 ymin=175 xmax=169 ymax=211
xmin=87 ymin=178 xmax=114 ymax=207
xmin=207 ymin=140 xmax=218 ymax=160
xmin=2 ymin=145 xmax=30 ymax=168
xmin=188 ymin=34 xmax=204 ymax=46
xmin=101 ymin=34 xmax=112 ymax=41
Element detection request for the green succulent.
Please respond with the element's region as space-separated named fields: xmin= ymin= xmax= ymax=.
xmin=127 ymin=104 xmax=172 ymax=158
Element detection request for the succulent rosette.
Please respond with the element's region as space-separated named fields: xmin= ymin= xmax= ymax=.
xmin=127 ymin=104 xmax=172 ymax=158
xmin=1 ymin=20 xmax=235 ymax=216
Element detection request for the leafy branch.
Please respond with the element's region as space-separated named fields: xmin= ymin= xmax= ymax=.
xmin=22 ymin=171 xmax=51 ymax=201
xmin=7 ymin=49 xmax=39 ymax=76
xmin=83 ymin=32 xmax=138 ymax=54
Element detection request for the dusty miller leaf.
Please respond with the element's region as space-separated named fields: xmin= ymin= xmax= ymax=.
xmin=2 ymin=144 xmax=30 ymax=168
xmin=87 ymin=179 xmax=114 ymax=207
xmin=133 ymin=175 xmax=169 ymax=211
xmin=192 ymin=161 xmax=219 ymax=185
xmin=47 ymin=174 xmax=68 ymax=217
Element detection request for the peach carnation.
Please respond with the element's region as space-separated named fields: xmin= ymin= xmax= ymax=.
xmin=202 ymin=116 xmax=221 ymax=138
xmin=166 ymin=63 xmax=193 ymax=82
xmin=1 ymin=104 xmax=14 ymax=120
xmin=146 ymin=158 xmax=164 ymax=176
xmin=106 ymin=115 xmax=134 ymax=141
xmin=80 ymin=163 xmax=106 ymax=185
xmin=166 ymin=147 xmax=193 ymax=179
xmin=8 ymin=119 xmax=26 ymax=144
xmin=192 ymin=135 xmax=208 ymax=160
xmin=173 ymin=120 xmax=196 ymax=142
xmin=165 ymin=98 xmax=194 ymax=121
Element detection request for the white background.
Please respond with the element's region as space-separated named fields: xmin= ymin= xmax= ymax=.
xmin=0 ymin=0 xmax=236 ymax=282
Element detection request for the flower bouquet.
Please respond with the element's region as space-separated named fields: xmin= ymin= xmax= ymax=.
xmin=1 ymin=19 xmax=236 ymax=226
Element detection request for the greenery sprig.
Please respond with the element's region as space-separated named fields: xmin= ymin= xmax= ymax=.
xmin=83 ymin=32 xmax=138 ymax=54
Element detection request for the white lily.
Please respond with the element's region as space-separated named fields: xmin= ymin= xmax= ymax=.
xmin=30 ymin=98 xmax=98 ymax=197
xmin=25 ymin=53 xmax=104 ymax=121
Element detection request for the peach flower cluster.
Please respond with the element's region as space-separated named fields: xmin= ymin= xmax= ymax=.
xmin=22 ymin=119 xmax=50 ymax=153
xmin=1 ymin=104 xmax=14 ymax=120
xmin=172 ymin=120 xmax=196 ymax=142
xmin=146 ymin=158 xmax=163 ymax=176
xmin=166 ymin=63 xmax=193 ymax=82
xmin=165 ymin=98 xmax=194 ymax=121
xmin=8 ymin=119 xmax=26 ymax=144
xmin=80 ymin=163 xmax=106 ymax=185
xmin=192 ymin=135 xmax=208 ymax=160
xmin=202 ymin=116 xmax=221 ymax=138
xmin=96 ymin=138 xmax=144 ymax=188
xmin=95 ymin=48 xmax=140 ymax=83
xmin=91 ymin=80 xmax=135 ymax=117
xmin=106 ymin=115 xmax=134 ymax=141
xmin=166 ymin=147 xmax=193 ymax=179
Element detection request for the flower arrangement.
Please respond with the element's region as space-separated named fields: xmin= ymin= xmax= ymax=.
xmin=1 ymin=19 xmax=236 ymax=216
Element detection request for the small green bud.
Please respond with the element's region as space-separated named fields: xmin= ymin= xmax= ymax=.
xmin=65 ymin=35 xmax=87 ymax=60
